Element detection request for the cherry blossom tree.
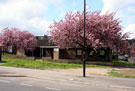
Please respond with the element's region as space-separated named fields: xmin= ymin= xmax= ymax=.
xmin=15 ymin=30 xmax=37 ymax=51
xmin=49 ymin=10 xmax=128 ymax=51
xmin=0 ymin=27 xmax=17 ymax=51
xmin=0 ymin=27 xmax=37 ymax=54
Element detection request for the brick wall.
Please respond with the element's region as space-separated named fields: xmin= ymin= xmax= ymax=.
xmin=59 ymin=48 xmax=112 ymax=61
xmin=2 ymin=55 xmax=35 ymax=60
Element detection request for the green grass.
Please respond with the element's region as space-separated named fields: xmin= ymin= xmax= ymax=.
xmin=2 ymin=52 xmax=15 ymax=56
xmin=1 ymin=58 xmax=106 ymax=70
xmin=112 ymin=60 xmax=135 ymax=67
xmin=108 ymin=69 xmax=135 ymax=78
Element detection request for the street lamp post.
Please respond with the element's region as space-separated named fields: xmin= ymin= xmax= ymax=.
xmin=83 ymin=0 xmax=86 ymax=77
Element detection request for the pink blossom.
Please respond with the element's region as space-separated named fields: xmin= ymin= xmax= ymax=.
xmin=49 ymin=10 xmax=128 ymax=50
xmin=0 ymin=27 xmax=37 ymax=52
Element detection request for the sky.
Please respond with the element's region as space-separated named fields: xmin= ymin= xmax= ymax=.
xmin=0 ymin=0 xmax=135 ymax=38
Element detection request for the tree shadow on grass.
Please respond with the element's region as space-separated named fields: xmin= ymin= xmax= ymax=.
xmin=0 ymin=61 xmax=5 ymax=63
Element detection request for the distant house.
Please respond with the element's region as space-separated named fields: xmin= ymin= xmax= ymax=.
xmin=25 ymin=36 xmax=58 ymax=60
xmin=25 ymin=36 xmax=112 ymax=61
xmin=125 ymin=39 xmax=135 ymax=58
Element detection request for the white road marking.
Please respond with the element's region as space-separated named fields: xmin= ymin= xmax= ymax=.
xmin=0 ymin=80 xmax=10 ymax=83
xmin=107 ymin=85 xmax=135 ymax=90
xmin=46 ymin=87 xmax=61 ymax=91
xmin=20 ymin=83 xmax=32 ymax=87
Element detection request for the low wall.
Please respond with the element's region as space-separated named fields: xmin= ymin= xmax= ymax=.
xmin=42 ymin=58 xmax=113 ymax=65
xmin=42 ymin=58 xmax=135 ymax=67
xmin=42 ymin=57 xmax=83 ymax=64
xmin=2 ymin=55 xmax=35 ymax=60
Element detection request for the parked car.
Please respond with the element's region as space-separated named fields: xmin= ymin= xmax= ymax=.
xmin=122 ymin=54 xmax=129 ymax=61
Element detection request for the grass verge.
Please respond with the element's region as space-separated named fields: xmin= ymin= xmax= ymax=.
xmin=2 ymin=52 xmax=15 ymax=56
xmin=108 ymin=69 xmax=135 ymax=78
xmin=1 ymin=58 xmax=106 ymax=70
xmin=112 ymin=60 xmax=135 ymax=67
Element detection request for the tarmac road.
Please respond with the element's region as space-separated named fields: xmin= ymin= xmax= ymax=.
xmin=1 ymin=76 xmax=134 ymax=91
xmin=0 ymin=66 xmax=135 ymax=91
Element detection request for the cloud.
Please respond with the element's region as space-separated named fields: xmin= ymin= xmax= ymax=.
xmin=86 ymin=5 xmax=90 ymax=10
xmin=101 ymin=0 xmax=135 ymax=39
xmin=124 ymin=24 xmax=135 ymax=39
xmin=0 ymin=0 xmax=64 ymax=36
xmin=102 ymin=0 xmax=135 ymax=13
xmin=126 ymin=6 xmax=135 ymax=13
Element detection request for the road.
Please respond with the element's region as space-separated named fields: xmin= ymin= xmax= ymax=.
xmin=0 ymin=75 xmax=135 ymax=91
xmin=0 ymin=77 xmax=134 ymax=91
xmin=0 ymin=66 xmax=135 ymax=91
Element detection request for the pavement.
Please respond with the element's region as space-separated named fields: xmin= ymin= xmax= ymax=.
xmin=0 ymin=66 xmax=135 ymax=91
xmin=0 ymin=66 xmax=111 ymax=82
xmin=118 ymin=55 xmax=135 ymax=63
xmin=128 ymin=58 xmax=135 ymax=63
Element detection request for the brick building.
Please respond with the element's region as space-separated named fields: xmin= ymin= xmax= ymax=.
xmin=126 ymin=39 xmax=135 ymax=58
xmin=25 ymin=36 xmax=112 ymax=61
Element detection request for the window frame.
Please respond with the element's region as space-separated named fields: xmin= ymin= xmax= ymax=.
xmin=76 ymin=49 xmax=82 ymax=57
xmin=99 ymin=49 xmax=106 ymax=57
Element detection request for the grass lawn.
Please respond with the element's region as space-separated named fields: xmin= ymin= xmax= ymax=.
xmin=112 ymin=60 xmax=135 ymax=67
xmin=1 ymin=58 xmax=135 ymax=78
xmin=2 ymin=52 xmax=15 ymax=56
xmin=1 ymin=58 xmax=106 ymax=70
xmin=109 ymin=60 xmax=135 ymax=78
xmin=108 ymin=69 xmax=135 ymax=78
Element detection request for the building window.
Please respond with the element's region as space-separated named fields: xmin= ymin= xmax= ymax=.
xmin=89 ymin=50 xmax=94 ymax=56
xmin=8 ymin=46 xmax=13 ymax=53
xmin=40 ymin=37 xmax=43 ymax=40
xmin=36 ymin=37 xmax=38 ymax=40
xmin=76 ymin=49 xmax=82 ymax=56
xmin=99 ymin=49 xmax=105 ymax=56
